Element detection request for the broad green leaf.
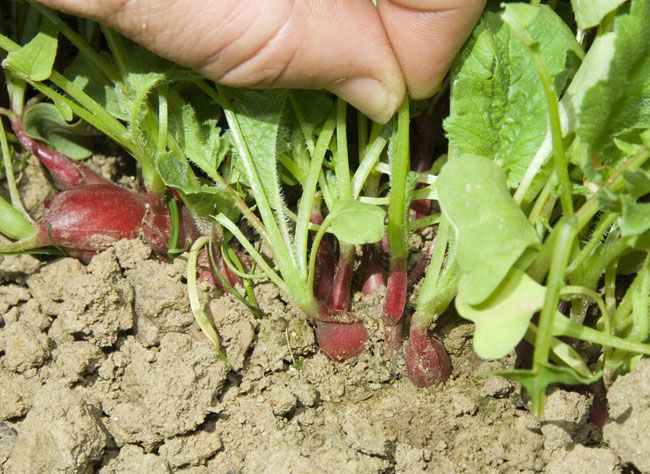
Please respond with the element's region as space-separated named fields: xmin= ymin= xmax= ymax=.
xmin=167 ymin=88 xmax=230 ymax=181
xmin=456 ymin=267 xmax=545 ymax=360
xmin=155 ymin=151 xmax=220 ymax=195
xmin=623 ymin=169 xmax=650 ymax=199
xmin=120 ymin=46 xmax=170 ymax=129
xmin=444 ymin=5 xmax=582 ymax=187
xmin=621 ymin=201 xmax=650 ymax=236
xmin=155 ymin=151 xmax=238 ymax=220
xmin=5 ymin=29 xmax=57 ymax=81
xmin=437 ymin=154 xmax=540 ymax=305
xmin=577 ymin=0 xmax=650 ymax=159
xmin=289 ymin=90 xmax=335 ymax=143
xmin=329 ymin=201 xmax=385 ymax=245
xmin=572 ymin=0 xmax=627 ymax=30
xmin=228 ymin=88 xmax=289 ymax=221
xmin=23 ymin=103 xmax=95 ymax=159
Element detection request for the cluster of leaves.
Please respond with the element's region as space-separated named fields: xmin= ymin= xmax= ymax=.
xmin=438 ymin=0 xmax=650 ymax=414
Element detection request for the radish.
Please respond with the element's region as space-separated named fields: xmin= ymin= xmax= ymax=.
xmin=3 ymin=115 xmax=240 ymax=292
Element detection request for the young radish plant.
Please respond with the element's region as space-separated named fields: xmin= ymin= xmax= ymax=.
xmin=436 ymin=1 xmax=650 ymax=415
xmin=210 ymin=86 xmax=400 ymax=361
xmin=0 ymin=6 xmax=244 ymax=310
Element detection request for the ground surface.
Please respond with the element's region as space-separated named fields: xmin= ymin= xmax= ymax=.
xmin=1 ymin=157 xmax=649 ymax=473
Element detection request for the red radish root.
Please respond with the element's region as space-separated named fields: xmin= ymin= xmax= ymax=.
xmin=405 ymin=325 xmax=451 ymax=387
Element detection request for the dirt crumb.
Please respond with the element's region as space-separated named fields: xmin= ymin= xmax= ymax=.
xmin=27 ymin=257 xmax=133 ymax=347
xmin=541 ymin=388 xmax=592 ymax=453
xmin=0 ymin=370 xmax=41 ymax=420
xmin=125 ymin=259 xmax=195 ymax=347
xmin=0 ymin=422 xmax=18 ymax=469
xmin=97 ymin=334 xmax=228 ymax=450
xmin=545 ymin=445 xmax=622 ymax=474
xmin=99 ymin=445 xmax=170 ymax=474
xmin=160 ymin=429 xmax=222 ymax=468
xmin=51 ymin=341 xmax=106 ymax=382
xmin=6 ymin=382 xmax=108 ymax=474
xmin=1 ymin=321 xmax=50 ymax=372
xmin=604 ymin=358 xmax=650 ymax=473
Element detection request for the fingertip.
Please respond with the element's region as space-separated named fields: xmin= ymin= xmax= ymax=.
xmin=328 ymin=76 xmax=405 ymax=124
xmin=377 ymin=0 xmax=486 ymax=100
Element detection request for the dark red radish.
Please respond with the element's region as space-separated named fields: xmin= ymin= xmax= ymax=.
xmin=315 ymin=319 xmax=369 ymax=361
xmin=405 ymin=325 xmax=451 ymax=387
xmin=358 ymin=244 xmax=387 ymax=295
xmin=36 ymin=184 xmax=145 ymax=263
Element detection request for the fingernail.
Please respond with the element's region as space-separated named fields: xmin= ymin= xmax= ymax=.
xmin=329 ymin=77 xmax=401 ymax=124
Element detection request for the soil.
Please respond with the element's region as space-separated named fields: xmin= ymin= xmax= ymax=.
xmin=1 ymin=157 xmax=649 ymax=473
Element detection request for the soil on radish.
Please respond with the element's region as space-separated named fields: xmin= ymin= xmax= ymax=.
xmin=0 ymin=155 xmax=647 ymax=473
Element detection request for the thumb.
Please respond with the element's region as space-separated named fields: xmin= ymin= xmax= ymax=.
xmin=377 ymin=0 xmax=486 ymax=99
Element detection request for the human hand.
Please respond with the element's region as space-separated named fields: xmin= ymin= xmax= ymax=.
xmin=37 ymin=0 xmax=485 ymax=123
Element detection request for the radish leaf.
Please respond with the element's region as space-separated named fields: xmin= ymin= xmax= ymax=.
xmin=329 ymin=200 xmax=385 ymax=245
xmin=5 ymin=28 xmax=57 ymax=81
xmin=23 ymin=102 xmax=95 ymax=159
xmin=456 ymin=267 xmax=544 ymax=360
xmin=572 ymin=0 xmax=627 ymax=30
xmin=577 ymin=0 xmax=650 ymax=160
xmin=444 ymin=6 xmax=581 ymax=187
xmin=437 ymin=154 xmax=540 ymax=305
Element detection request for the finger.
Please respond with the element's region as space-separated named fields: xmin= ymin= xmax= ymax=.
xmin=377 ymin=0 xmax=485 ymax=99
xmin=37 ymin=0 xmax=406 ymax=123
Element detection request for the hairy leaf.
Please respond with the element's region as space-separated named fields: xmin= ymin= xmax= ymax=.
xmin=444 ymin=6 xmax=581 ymax=187
xmin=577 ymin=0 xmax=650 ymax=159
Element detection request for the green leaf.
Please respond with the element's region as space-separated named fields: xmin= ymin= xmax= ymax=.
xmin=329 ymin=200 xmax=385 ymax=245
xmin=456 ymin=267 xmax=545 ymax=360
xmin=437 ymin=154 xmax=540 ymax=305
xmin=228 ymin=88 xmax=289 ymax=221
xmin=155 ymin=151 xmax=221 ymax=195
xmin=572 ymin=0 xmax=627 ymax=30
xmin=621 ymin=201 xmax=650 ymax=236
xmin=5 ymin=28 xmax=58 ymax=81
xmin=23 ymin=103 xmax=95 ymax=159
xmin=577 ymin=0 xmax=650 ymax=159
xmin=65 ymin=51 xmax=127 ymax=120
xmin=167 ymin=88 xmax=230 ymax=181
xmin=623 ymin=169 xmax=650 ymax=199
xmin=444 ymin=6 xmax=582 ymax=187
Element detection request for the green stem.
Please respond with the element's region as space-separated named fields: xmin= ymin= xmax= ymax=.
xmin=575 ymin=147 xmax=650 ymax=230
xmin=532 ymin=218 xmax=576 ymax=415
xmin=294 ymin=108 xmax=336 ymax=279
xmin=0 ymin=112 xmax=29 ymax=219
xmin=566 ymin=213 xmax=617 ymax=276
xmin=334 ymin=98 xmax=351 ymax=201
xmin=503 ymin=9 xmax=573 ymax=217
xmin=351 ymin=122 xmax=390 ymax=199
xmin=387 ymin=99 xmax=411 ymax=261
xmin=0 ymin=195 xmax=37 ymax=240
xmin=559 ymin=285 xmax=611 ymax=334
